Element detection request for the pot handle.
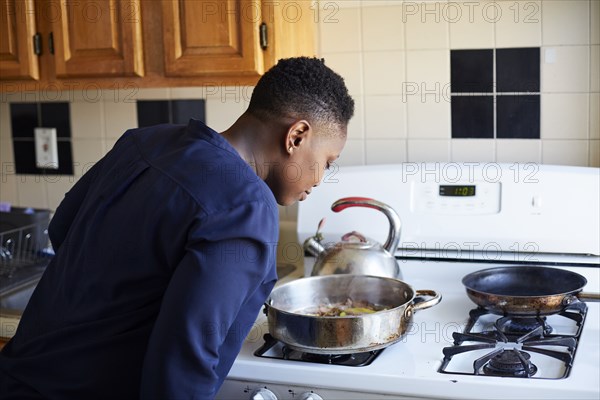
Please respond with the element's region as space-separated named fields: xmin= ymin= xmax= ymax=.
xmin=412 ymin=290 xmax=442 ymax=312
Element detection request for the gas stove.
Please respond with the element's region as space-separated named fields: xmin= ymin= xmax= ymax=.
xmin=216 ymin=163 xmax=600 ymax=400
xmin=439 ymin=305 xmax=587 ymax=379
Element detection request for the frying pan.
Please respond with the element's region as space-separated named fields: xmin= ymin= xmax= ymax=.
xmin=462 ymin=266 xmax=599 ymax=316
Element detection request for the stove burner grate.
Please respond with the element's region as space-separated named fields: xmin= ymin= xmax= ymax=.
xmin=254 ymin=334 xmax=383 ymax=367
xmin=438 ymin=304 xmax=587 ymax=379
xmin=481 ymin=349 xmax=538 ymax=377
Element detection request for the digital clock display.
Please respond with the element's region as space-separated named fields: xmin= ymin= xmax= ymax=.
xmin=439 ymin=185 xmax=476 ymax=197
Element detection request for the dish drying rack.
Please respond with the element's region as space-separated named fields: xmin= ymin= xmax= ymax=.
xmin=0 ymin=223 xmax=53 ymax=279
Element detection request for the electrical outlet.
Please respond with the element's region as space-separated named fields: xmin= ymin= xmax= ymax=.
xmin=34 ymin=127 xmax=59 ymax=169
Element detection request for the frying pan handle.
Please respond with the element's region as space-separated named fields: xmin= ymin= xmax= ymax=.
xmin=412 ymin=290 xmax=442 ymax=312
xmin=577 ymin=292 xmax=600 ymax=302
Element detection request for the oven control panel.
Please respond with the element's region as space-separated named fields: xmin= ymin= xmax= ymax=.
xmin=217 ymin=380 xmax=409 ymax=400
xmin=411 ymin=181 xmax=501 ymax=215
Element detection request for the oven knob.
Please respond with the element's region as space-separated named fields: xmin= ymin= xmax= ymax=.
xmin=299 ymin=392 xmax=323 ymax=400
xmin=250 ymin=388 xmax=278 ymax=400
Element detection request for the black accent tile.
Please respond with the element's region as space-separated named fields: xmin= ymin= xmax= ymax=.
xmin=10 ymin=103 xmax=38 ymax=138
xmin=451 ymin=96 xmax=494 ymax=138
xmin=497 ymin=48 xmax=540 ymax=93
xmin=137 ymin=100 xmax=171 ymax=127
xmin=12 ymin=139 xmax=74 ymax=175
xmin=40 ymin=102 xmax=71 ymax=138
xmin=54 ymin=141 xmax=74 ymax=174
xmin=497 ymin=95 xmax=540 ymax=139
xmin=171 ymin=100 xmax=205 ymax=124
xmin=13 ymin=140 xmax=42 ymax=174
xmin=451 ymin=50 xmax=493 ymax=93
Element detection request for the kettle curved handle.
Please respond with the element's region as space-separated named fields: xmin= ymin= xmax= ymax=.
xmin=331 ymin=197 xmax=401 ymax=254
xmin=332 ymin=196 xmax=381 ymax=212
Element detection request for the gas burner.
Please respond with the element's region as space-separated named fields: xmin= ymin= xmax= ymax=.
xmin=482 ymin=349 xmax=538 ymax=377
xmin=438 ymin=306 xmax=587 ymax=379
xmin=495 ymin=316 xmax=552 ymax=335
xmin=298 ymin=350 xmax=353 ymax=364
xmin=254 ymin=334 xmax=382 ymax=367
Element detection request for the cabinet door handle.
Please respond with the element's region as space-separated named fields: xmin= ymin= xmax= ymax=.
xmin=259 ymin=23 xmax=268 ymax=50
xmin=49 ymin=32 xmax=55 ymax=55
xmin=33 ymin=33 xmax=42 ymax=55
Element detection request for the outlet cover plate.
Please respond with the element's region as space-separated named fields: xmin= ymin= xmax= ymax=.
xmin=34 ymin=127 xmax=59 ymax=169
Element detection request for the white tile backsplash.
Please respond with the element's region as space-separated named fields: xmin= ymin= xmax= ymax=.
xmin=541 ymin=46 xmax=590 ymax=93
xmin=592 ymin=0 xmax=600 ymax=45
xmin=362 ymin=6 xmax=405 ymax=51
xmin=495 ymin=1 xmax=542 ymax=48
xmin=327 ymin=0 xmax=361 ymax=9
xmin=320 ymin=6 xmax=362 ymax=53
xmin=71 ymin=140 xmax=105 ymax=177
xmin=0 ymin=102 xmax=11 ymax=140
xmin=0 ymin=174 xmax=18 ymax=205
xmin=407 ymin=139 xmax=450 ymax=161
xmin=542 ymin=139 xmax=589 ymax=166
xmin=70 ymin=101 xmax=104 ymax=139
xmin=451 ymin=139 xmax=495 ymax=162
xmin=591 ymin=93 xmax=600 ymax=139
xmin=204 ymin=97 xmax=244 ymax=133
xmin=0 ymin=138 xmax=13 ymax=165
xmin=1 ymin=0 xmax=598 ymax=211
xmin=405 ymin=49 xmax=450 ymax=86
xmin=363 ymin=51 xmax=405 ymax=95
xmin=591 ymin=45 xmax=599 ymax=92
xmin=104 ymin=100 xmax=137 ymax=139
xmin=448 ymin=1 xmax=495 ymax=49
xmin=405 ymin=4 xmax=449 ymax=49
xmin=336 ymin=139 xmax=365 ymax=166
xmin=496 ymin=139 xmax=542 ymax=163
xmin=590 ymin=139 xmax=600 ymax=166
xmin=16 ymin=175 xmax=48 ymax=209
xmin=542 ymin=0 xmax=590 ymax=45
xmin=541 ymin=93 xmax=589 ymax=139
xmin=406 ymin=95 xmax=451 ymax=138
xmin=366 ymin=139 xmax=407 ymax=164
xmin=364 ymin=95 xmax=407 ymax=139
xmin=135 ymin=88 xmax=171 ymax=100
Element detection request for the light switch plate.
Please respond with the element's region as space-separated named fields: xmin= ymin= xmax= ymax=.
xmin=34 ymin=127 xmax=59 ymax=169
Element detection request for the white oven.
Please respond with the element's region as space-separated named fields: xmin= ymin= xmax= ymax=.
xmin=216 ymin=163 xmax=600 ymax=400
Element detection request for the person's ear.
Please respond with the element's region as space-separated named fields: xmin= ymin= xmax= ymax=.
xmin=285 ymin=120 xmax=311 ymax=155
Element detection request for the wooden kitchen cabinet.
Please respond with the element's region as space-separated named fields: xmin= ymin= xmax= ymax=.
xmin=0 ymin=0 xmax=316 ymax=90
xmin=0 ymin=0 xmax=144 ymax=83
xmin=48 ymin=0 xmax=145 ymax=78
xmin=0 ymin=0 xmax=40 ymax=80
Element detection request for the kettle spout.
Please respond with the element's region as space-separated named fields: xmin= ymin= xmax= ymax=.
xmin=303 ymin=217 xmax=327 ymax=257
xmin=303 ymin=236 xmax=326 ymax=257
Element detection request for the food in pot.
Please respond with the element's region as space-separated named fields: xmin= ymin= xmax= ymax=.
xmin=300 ymin=299 xmax=388 ymax=317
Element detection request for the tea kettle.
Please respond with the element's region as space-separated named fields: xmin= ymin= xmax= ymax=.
xmin=303 ymin=197 xmax=402 ymax=279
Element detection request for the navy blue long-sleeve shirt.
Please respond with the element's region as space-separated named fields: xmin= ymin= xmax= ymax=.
xmin=0 ymin=119 xmax=279 ymax=399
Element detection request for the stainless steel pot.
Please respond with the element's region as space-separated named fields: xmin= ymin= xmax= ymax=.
xmin=264 ymin=275 xmax=441 ymax=354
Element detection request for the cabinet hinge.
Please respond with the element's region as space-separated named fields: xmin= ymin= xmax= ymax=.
xmin=259 ymin=23 xmax=268 ymax=50
xmin=49 ymin=32 xmax=55 ymax=55
xmin=33 ymin=33 xmax=42 ymax=55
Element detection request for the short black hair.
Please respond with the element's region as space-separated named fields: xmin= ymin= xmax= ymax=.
xmin=248 ymin=57 xmax=354 ymax=133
